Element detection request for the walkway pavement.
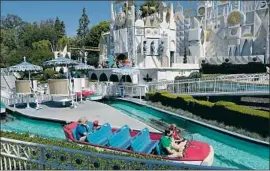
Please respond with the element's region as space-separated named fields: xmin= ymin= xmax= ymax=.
xmin=8 ymin=100 xmax=158 ymax=132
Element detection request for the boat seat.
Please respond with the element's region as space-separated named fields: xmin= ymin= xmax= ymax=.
xmin=130 ymin=128 xmax=159 ymax=154
xmin=108 ymin=125 xmax=132 ymax=149
xmin=87 ymin=123 xmax=112 ymax=145
xmin=72 ymin=129 xmax=77 ymax=140
xmin=87 ymin=122 xmax=94 ymax=132
xmin=72 ymin=121 xmax=94 ymax=141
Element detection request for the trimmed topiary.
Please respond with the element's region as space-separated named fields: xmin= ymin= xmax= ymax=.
xmin=145 ymin=91 xmax=269 ymax=136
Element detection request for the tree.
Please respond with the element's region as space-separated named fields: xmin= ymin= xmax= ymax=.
xmin=57 ymin=36 xmax=70 ymax=51
xmin=140 ymin=0 xmax=159 ymax=18
xmin=1 ymin=14 xmax=24 ymax=29
xmin=0 ymin=44 xmax=9 ymax=67
xmin=1 ymin=14 xmax=25 ymax=50
xmin=60 ymin=21 xmax=66 ymax=36
xmin=29 ymin=49 xmax=53 ymax=66
xmin=39 ymin=19 xmax=58 ymax=51
xmin=85 ymin=21 xmax=110 ymax=47
xmin=76 ymin=8 xmax=90 ymax=62
xmin=54 ymin=17 xmax=66 ymax=40
xmin=84 ymin=21 xmax=110 ymax=66
xmin=32 ymin=40 xmax=51 ymax=50
xmin=77 ymin=8 xmax=90 ymax=44
xmin=87 ymin=52 xmax=99 ymax=67
xmin=18 ymin=23 xmax=39 ymax=47
xmin=1 ymin=29 xmax=18 ymax=50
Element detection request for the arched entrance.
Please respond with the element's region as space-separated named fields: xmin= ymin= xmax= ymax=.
xmin=90 ymin=73 xmax=98 ymax=81
xmin=109 ymin=74 xmax=119 ymax=82
xmin=117 ymin=53 xmax=127 ymax=61
xmin=99 ymin=73 xmax=108 ymax=82
xmin=120 ymin=75 xmax=132 ymax=82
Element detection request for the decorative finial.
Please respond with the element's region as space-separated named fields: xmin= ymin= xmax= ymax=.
xmin=84 ymin=56 xmax=87 ymax=65
xmin=23 ymin=56 xmax=26 ymax=62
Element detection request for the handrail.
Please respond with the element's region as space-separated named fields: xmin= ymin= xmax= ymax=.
xmin=0 ymin=137 xmax=232 ymax=170
xmin=146 ymin=73 xmax=269 ymax=85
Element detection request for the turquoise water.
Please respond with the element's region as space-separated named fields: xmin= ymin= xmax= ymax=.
xmin=1 ymin=113 xmax=66 ymax=140
xmin=1 ymin=101 xmax=5 ymax=109
xmin=1 ymin=102 xmax=269 ymax=169
xmin=107 ymin=101 xmax=269 ymax=170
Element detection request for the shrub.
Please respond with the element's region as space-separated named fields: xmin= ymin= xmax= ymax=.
xmin=145 ymin=92 xmax=269 ymax=136
xmin=214 ymin=101 xmax=236 ymax=107
xmin=195 ymin=100 xmax=214 ymax=108
xmin=188 ymin=72 xmax=201 ymax=79
xmin=201 ymin=63 xmax=266 ymax=74
xmin=214 ymin=101 xmax=269 ymax=119
xmin=41 ymin=68 xmax=59 ymax=81
xmin=147 ymin=101 xmax=269 ymax=142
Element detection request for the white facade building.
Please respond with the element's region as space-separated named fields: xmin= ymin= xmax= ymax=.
xmin=92 ymin=0 xmax=269 ymax=84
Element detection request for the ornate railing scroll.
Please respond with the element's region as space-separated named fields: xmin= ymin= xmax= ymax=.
xmin=0 ymin=137 xmax=230 ymax=170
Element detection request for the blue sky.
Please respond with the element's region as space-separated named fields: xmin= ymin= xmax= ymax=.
xmin=2 ymin=1 xmax=197 ymax=37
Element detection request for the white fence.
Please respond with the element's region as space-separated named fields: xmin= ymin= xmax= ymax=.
xmin=147 ymin=73 xmax=269 ymax=96
xmin=1 ymin=73 xmax=269 ymax=107
xmin=0 ymin=137 xmax=229 ymax=170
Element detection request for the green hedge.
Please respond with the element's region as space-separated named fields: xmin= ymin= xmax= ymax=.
xmin=0 ymin=131 xmax=199 ymax=170
xmin=201 ymin=63 xmax=267 ymax=74
xmin=146 ymin=92 xmax=269 ymax=136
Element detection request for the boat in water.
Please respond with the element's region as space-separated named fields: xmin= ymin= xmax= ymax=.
xmin=75 ymin=90 xmax=103 ymax=101
xmin=63 ymin=121 xmax=214 ymax=166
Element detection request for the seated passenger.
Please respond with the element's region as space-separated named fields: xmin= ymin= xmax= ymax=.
xmin=75 ymin=117 xmax=90 ymax=142
xmin=160 ymin=128 xmax=188 ymax=158
xmin=169 ymin=124 xmax=180 ymax=140
xmin=169 ymin=124 xmax=186 ymax=143
xmin=93 ymin=120 xmax=101 ymax=130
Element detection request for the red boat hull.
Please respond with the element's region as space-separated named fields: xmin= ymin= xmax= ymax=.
xmin=63 ymin=121 xmax=214 ymax=166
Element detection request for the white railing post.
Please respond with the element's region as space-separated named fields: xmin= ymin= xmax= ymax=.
xmin=40 ymin=146 xmax=45 ymax=170
xmin=198 ymin=79 xmax=201 ymax=93
xmin=139 ymin=87 xmax=142 ymax=101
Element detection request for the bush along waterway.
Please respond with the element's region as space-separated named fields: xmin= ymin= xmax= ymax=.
xmin=106 ymin=100 xmax=269 ymax=170
xmin=146 ymin=101 xmax=269 ymax=142
xmin=146 ymin=92 xmax=269 ymax=138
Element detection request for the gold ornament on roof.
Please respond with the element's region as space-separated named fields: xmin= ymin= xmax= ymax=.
xmin=227 ymin=11 xmax=241 ymax=26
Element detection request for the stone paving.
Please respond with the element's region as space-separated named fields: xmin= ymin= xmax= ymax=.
xmin=8 ymin=100 xmax=158 ymax=132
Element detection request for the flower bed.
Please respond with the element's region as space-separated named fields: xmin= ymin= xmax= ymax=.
xmin=146 ymin=92 xmax=269 ymax=137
